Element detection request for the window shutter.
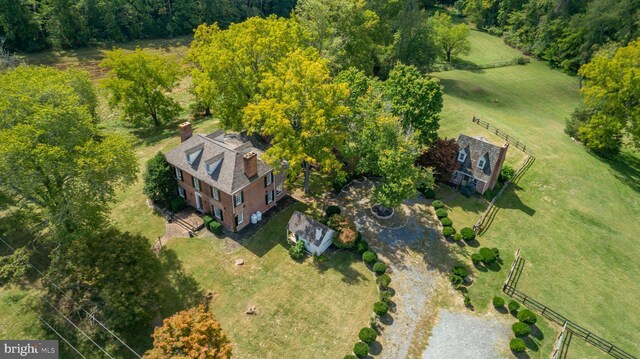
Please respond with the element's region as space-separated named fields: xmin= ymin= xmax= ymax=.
xmin=220 ymin=210 xmax=224 ymax=221
xmin=191 ymin=176 xmax=195 ymax=187
xmin=240 ymin=191 xmax=244 ymax=203
xmin=264 ymin=175 xmax=267 ymax=188
xmin=265 ymin=193 xmax=268 ymax=205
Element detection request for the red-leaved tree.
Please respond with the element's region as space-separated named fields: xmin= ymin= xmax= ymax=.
xmin=417 ymin=138 xmax=459 ymax=182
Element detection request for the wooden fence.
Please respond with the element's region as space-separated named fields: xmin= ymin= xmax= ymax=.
xmin=503 ymin=253 xmax=637 ymax=359
xmin=552 ymin=322 xmax=570 ymax=359
xmin=434 ymin=56 xmax=531 ymax=72
xmin=472 ymin=117 xmax=533 ymax=156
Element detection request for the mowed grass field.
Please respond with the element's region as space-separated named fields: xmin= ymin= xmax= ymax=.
xmin=433 ymin=35 xmax=640 ymax=357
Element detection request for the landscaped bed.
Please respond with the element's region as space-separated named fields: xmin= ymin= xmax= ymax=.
xmin=166 ymin=203 xmax=378 ymax=358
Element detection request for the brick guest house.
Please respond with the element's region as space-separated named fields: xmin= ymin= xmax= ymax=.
xmin=166 ymin=122 xmax=286 ymax=232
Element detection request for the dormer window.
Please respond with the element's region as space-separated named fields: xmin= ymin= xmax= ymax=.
xmin=457 ymin=151 xmax=466 ymax=162
xmin=477 ymin=157 xmax=486 ymax=169
xmin=185 ymin=148 xmax=202 ymax=165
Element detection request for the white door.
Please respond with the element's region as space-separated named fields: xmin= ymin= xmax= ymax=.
xmin=195 ymin=192 xmax=203 ymax=212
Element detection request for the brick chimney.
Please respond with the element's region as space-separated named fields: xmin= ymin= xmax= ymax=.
xmin=243 ymin=151 xmax=258 ymax=178
xmin=179 ymin=121 xmax=192 ymax=142
xmin=488 ymin=142 xmax=510 ymax=191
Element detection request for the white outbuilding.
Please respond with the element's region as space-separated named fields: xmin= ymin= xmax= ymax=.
xmin=287 ymin=211 xmax=335 ymax=255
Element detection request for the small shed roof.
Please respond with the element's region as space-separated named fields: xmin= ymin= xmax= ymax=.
xmin=287 ymin=211 xmax=333 ymax=246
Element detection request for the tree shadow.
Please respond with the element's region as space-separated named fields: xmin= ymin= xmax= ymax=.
xmin=523 ymin=337 xmax=539 ymax=352
xmin=530 ymin=325 xmax=544 ymax=340
xmin=369 ymin=341 xmax=383 ymax=356
xmin=157 ymin=249 xmax=204 ymax=316
xmin=379 ymin=313 xmax=394 ymax=326
xmin=512 ymin=351 xmax=531 ymax=359
xmin=314 ymin=250 xmax=370 ymax=285
xmin=595 ymin=150 xmax=640 ymax=194
xmin=495 ymin=306 xmax=509 ymax=315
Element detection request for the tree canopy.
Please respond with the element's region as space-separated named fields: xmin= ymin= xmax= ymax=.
xmin=430 ymin=12 xmax=471 ymax=62
xmin=100 ymin=49 xmax=183 ymax=127
xmin=0 ymin=66 xmax=137 ymax=232
xmin=144 ymin=152 xmax=179 ymax=205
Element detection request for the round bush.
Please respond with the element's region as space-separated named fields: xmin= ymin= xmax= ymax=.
xmin=431 ymin=200 xmax=445 ymax=209
xmin=344 ymin=355 xmax=358 ymax=359
xmin=362 ymin=251 xmax=377 ymax=264
xmin=450 ymin=274 xmax=463 ymax=286
xmin=508 ymin=300 xmax=520 ymax=313
xmin=452 ymin=265 xmax=468 ymax=277
xmin=493 ymin=296 xmax=505 ymax=308
xmin=442 ymin=226 xmax=456 ymax=237
xmin=453 ymin=233 xmax=463 ymax=242
xmin=479 ymin=247 xmax=496 ymax=264
xmin=372 ymin=261 xmax=387 ymax=275
xmin=509 ymin=338 xmax=526 ymax=353
xmin=358 ymin=327 xmax=377 ymax=344
xmin=353 ymin=341 xmax=369 ymax=357
xmin=460 ymin=227 xmax=476 ymax=241
xmin=440 ymin=217 xmax=453 ymax=226
xmin=517 ymin=309 xmax=537 ymax=325
xmin=512 ymin=322 xmax=532 ymax=337
xmin=325 ymin=205 xmax=341 ymax=218
xmin=423 ymin=188 xmax=436 ymax=199
xmin=355 ymin=237 xmax=369 ymax=254
xmin=328 ymin=214 xmax=358 ymax=248
xmin=379 ymin=290 xmax=392 ymax=302
xmin=471 ymin=253 xmax=483 ymax=264
xmin=435 ymin=208 xmax=448 ymax=219
xmin=376 ymin=274 xmax=392 ymax=289
xmin=373 ymin=301 xmax=389 ymax=316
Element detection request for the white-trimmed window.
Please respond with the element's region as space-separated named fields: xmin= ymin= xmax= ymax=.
xmin=266 ymin=190 xmax=274 ymax=204
xmin=477 ymin=158 xmax=486 ymax=169
xmin=234 ymin=191 xmax=243 ymax=207
xmin=453 ymin=171 xmax=459 ymax=180
xmin=235 ymin=212 xmax=244 ymax=225
xmin=276 ymin=183 xmax=283 ymax=196
xmin=193 ymin=177 xmax=201 ymax=190
xmin=175 ymin=167 xmax=183 ymax=181
xmin=211 ymin=186 xmax=220 ymax=201
xmin=457 ymin=151 xmax=466 ymax=162
xmin=214 ymin=206 xmax=222 ymax=220
xmin=178 ymin=187 xmax=186 ymax=198
xmin=265 ymin=172 xmax=273 ymax=186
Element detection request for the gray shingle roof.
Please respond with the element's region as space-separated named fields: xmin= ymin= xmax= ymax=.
xmin=287 ymin=211 xmax=334 ymax=246
xmin=166 ymin=132 xmax=272 ymax=194
xmin=456 ymin=134 xmax=504 ymax=182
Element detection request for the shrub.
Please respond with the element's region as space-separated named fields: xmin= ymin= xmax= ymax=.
xmin=170 ymin=197 xmax=186 ymax=212
xmin=208 ymin=220 xmax=222 ymax=233
xmin=442 ymin=226 xmax=456 ymax=237
xmin=440 ymin=217 xmax=453 ymax=226
xmin=512 ymin=322 xmax=532 ymax=337
xmin=362 ymin=251 xmax=377 ymax=264
xmin=376 ymin=274 xmax=391 ymax=289
xmin=509 ymin=338 xmax=526 ymax=353
xmin=508 ymin=300 xmax=520 ymax=313
xmin=379 ymin=290 xmax=392 ymax=302
xmin=453 ymin=233 xmax=463 ymax=242
xmin=325 ymin=205 xmax=341 ymax=218
xmin=499 ymin=164 xmax=516 ymax=183
xmin=517 ymin=309 xmax=537 ymax=325
xmin=422 ymin=187 xmax=436 ymax=199
xmin=289 ymin=240 xmax=305 ymax=260
xmin=333 ymin=178 xmax=347 ymax=194
xmin=431 ymin=200 xmax=445 ymax=209
xmin=493 ymin=296 xmax=505 ymax=308
xmin=353 ymin=341 xmax=369 ymax=357
xmin=492 ymin=247 xmax=500 ymax=259
xmin=355 ymin=237 xmax=369 ymax=254
xmin=435 ymin=208 xmax=448 ymax=219
xmin=372 ymin=261 xmax=387 ymax=275
xmin=479 ymin=247 xmax=496 ymax=264
xmin=344 ymin=356 xmax=358 ymax=359
xmin=471 ymin=253 xmax=483 ymax=264
xmin=450 ymin=274 xmax=463 ymax=286
xmin=373 ymin=301 xmax=389 ymax=316
xmin=328 ymin=214 xmax=358 ymax=248
xmin=463 ymin=294 xmax=471 ymax=307
xmin=358 ymin=327 xmax=377 ymax=344
xmin=460 ymin=227 xmax=476 ymax=241
xmin=452 ymin=265 xmax=468 ymax=278
xmin=203 ymin=215 xmax=214 ymax=226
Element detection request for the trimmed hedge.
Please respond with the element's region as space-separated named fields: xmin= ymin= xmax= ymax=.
xmin=450 ymin=274 xmax=463 ymax=286
xmin=353 ymin=342 xmax=369 ymax=358
xmin=431 ymin=200 xmax=445 ymax=209
xmin=517 ymin=309 xmax=537 ymax=325
xmin=509 ymin=338 xmax=526 ymax=352
xmin=492 ymin=247 xmax=500 ymax=259
xmin=325 ymin=205 xmax=341 ymax=218
xmin=508 ymin=300 xmax=520 ymax=313
xmin=471 ymin=253 xmax=483 ymax=264
xmin=170 ymin=197 xmax=186 ymax=212
xmin=442 ymin=226 xmax=456 ymax=237
xmin=493 ymin=296 xmax=505 ymax=308
xmin=440 ymin=217 xmax=453 ymax=226
xmin=452 ymin=265 xmax=468 ymax=277
xmin=362 ymin=251 xmax=377 ymax=264
xmin=422 ymin=188 xmax=436 ymax=199
xmin=355 ymin=238 xmax=369 ymax=254
xmin=512 ymin=322 xmax=532 ymax=337
xmin=372 ymin=261 xmax=387 ymax=275
xmin=373 ymin=301 xmax=389 ymax=316
xmin=453 ymin=233 xmax=463 ymax=242
xmin=479 ymin=247 xmax=496 ymax=264
xmin=435 ymin=208 xmax=448 ymax=219
xmin=376 ymin=274 xmax=391 ymax=289
xmin=379 ymin=290 xmax=392 ymax=302
xmin=460 ymin=227 xmax=476 ymax=241
xmin=358 ymin=327 xmax=377 ymax=344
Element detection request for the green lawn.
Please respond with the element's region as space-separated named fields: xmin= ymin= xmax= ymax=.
xmin=456 ymin=29 xmax=524 ymax=66
xmin=433 ymin=36 xmax=640 ymax=357
xmin=166 ymin=203 xmax=377 ymax=358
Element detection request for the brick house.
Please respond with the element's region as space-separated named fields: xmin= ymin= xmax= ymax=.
xmin=451 ymin=134 xmax=509 ymax=194
xmin=166 ymin=122 xmax=286 ymax=232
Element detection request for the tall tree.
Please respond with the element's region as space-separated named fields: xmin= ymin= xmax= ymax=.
xmin=430 ymin=12 xmax=471 ymax=62
xmin=144 ymin=305 xmax=232 ymax=359
xmin=186 ymin=16 xmax=304 ymax=128
xmin=572 ymin=40 xmax=640 ymax=154
xmin=383 ymin=64 xmax=444 ymax=147
xmin=243 ymin=49 xmax=350 ymax=194
xmin=144 ymin=152 xmax=179 ymax=205
xmin=417 ymin=137 xmax=459 ymax=182
xmin=0 ymin=66 xmax=137 ymax=232
xmin=100 ymin=48 xmax=183 ymax=127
